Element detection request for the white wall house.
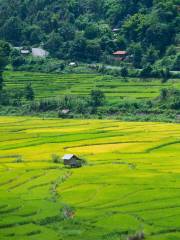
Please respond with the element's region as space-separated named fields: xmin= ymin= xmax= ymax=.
xmin=14 ymin=47 xmax=49 ymax=58
xmin=32 ymin=48 xmax=49 ymax=58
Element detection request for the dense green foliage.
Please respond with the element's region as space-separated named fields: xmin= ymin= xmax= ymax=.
xmin=0 ymin=0 xmax=179 ymax=68
xmin=0 ymin=40 xmax=10 ymax=90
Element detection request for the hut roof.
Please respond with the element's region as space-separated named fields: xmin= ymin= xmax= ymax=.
xmin=113 ymin=50 xmax=127 ymax=55
xmin=61 ymin=109 xmax=70 ymax=114
xmin=62 ymin=154 xmax=76 ymax=160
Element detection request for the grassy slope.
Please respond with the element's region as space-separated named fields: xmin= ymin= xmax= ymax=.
xmin=0 ymin=116 xmax=180 ymax=240
xmin=4 ymin=71 xmax=180 ymax=104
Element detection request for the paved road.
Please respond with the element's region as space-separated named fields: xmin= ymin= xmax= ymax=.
xmin=90 ymin=64 xmax=180 ymax=75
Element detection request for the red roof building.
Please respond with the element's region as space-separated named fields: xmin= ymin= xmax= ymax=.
xmin=112 ymin=50 xmax=128 ymax=61
xmin=113 ymin=51 xmax=128 ymax=56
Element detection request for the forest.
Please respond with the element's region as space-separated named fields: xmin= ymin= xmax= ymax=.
xmin=0 ymin=0 xmax=179 ymax=70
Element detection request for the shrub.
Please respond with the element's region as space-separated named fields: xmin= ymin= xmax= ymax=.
xmin=160 ymin=68 xmax=171 ymax=83
xmin=160 ymin=88 xmax=168 ymax=101
xmin=90 ymin=89 xmax=105 ymax=107
xmin=52 ymin=154 xmax=61 ymax=163
xmin=121 ymin=66 xmax=128 ymax=79
xmin=15 ymin=155 xmax=23 ymax=163
xmin=24 ymin=83 xmax=34 ymax=101
xmin=170 ymin=97 xmax=180 ymax=110
xmin=140 ymin=64 xmax=153 ymax=78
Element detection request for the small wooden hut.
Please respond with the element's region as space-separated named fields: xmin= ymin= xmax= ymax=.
xmin=62 ymin=154 xmax=81 ymax=168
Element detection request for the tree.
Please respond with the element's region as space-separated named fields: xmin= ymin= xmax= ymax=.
xmin=22 ymin=25 xmax=44 ymax=44
xmin=0 ymin=41 xmax=10 ymax=91
xmin=128 ymin=42 xmax=143 ymax=68
xmin=142 ymin=45 xmax=159 ymax=65
xmin=116 ymin=36 xmax=127 ymax=50
xmin=11 ymin=56 xmax=25 ymax=69
xmin=59 ymin=23 xmax=75 ymax=41
xmin=86 ymin=40 xmax=101 ymax=61
xmin=70 ymin=35 xmax=87 ymax=60
xmin=145 ymin=23 xmax=174 ymax=52
xmin=1 ymin=17 xmax=23 ymax=44
xmin=140 ymin=64 xmax=153 ymax=78
xmin=121 ymin=67 xmax=128 ymax=80
xmin=166 ymin=45 xmax=176 ymax=56
xmin=122 ymin=13 xmax=148 ymax=42
xmin=90 ymin=90 xmax=105 ymax=107
xmin=84 ymin=24 xmax=100 ymax=39
xmin=11 ymin=51 xmax=25 ymax=69
xmin=160 ymin=68 xmax=171 ymax=83
xmin=11 ymin=89 xmax=23 ymax=106
xmin=44 ymin=32 xmax=63 ymax=56
xmin=24 ymin=83 xmax=34 ymax=101
xmin=173 ymin=53 xmax=180 ymax=71
xmin=160 ymin=88 xmax=168 ymax=101
xmin=100 ymin=36 xmax=116 ymax=53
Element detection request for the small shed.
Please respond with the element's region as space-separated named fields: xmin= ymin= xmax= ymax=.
xmin=62 ymin=154 xmax=81 ymax=168
xmin=61 ymin=109 xmax=70 ymax=114
xmin=69 ymin=62 xmax=77 ymax=67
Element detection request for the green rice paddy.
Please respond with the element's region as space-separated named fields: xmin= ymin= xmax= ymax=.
xmin=0 ymin=116 xmax=180 ymax=240
xmin=4 ymin=71 xmax=180 ymax=103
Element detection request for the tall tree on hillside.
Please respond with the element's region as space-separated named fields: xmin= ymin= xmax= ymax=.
xmin=24 ymin=83 xmax=34 ymax=101
xmin=0 ymin=41 xmax=10 ymax=91
xmin=90 ymin=90 xmax=105 ymax=107
xmin=1 ymin=17 xmax=23 ymax=44
xmin=128 ymin=42 xmax=143 ymax=68
xmin=145 ymin=23 xmax=174 ymax=52
xmin=142 ymin=45 xmax=159 ymax=65
xmin=70 ymin=35 xmax=87 ymax=60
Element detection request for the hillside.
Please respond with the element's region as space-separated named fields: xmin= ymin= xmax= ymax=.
xmin=0 ymin=0 xmax=179 ymax=69
xmin=1 ymin=71 xmax=179 ymax=122
xmin=4 ymin=71 xmax=180 ymax=101
xmin=0 ymin=116 xmax=180 ymax=240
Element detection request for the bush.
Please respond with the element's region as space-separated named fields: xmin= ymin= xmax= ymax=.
xmin=52 ymin=154 xmax=61 ymax=163
xmin=160 ymin=68 xmax=171 ymax=83
xmin=11 ymin=56 xmax=25 ymax=69
xmin=160 ymin=88 xmax=168 ymax=101
xmin=140 ymin=65 xmax=153 ymax=78
xmin=170 ymin=97 xmax=180 ymax=110
xmin=15 ymin=155 xmax=23 ymax=163
xmin=90 ymin=89 xmax=105 ymax=107
xmin=24 ymin=83 xmax=34 ymax=101
xmin=121 ymin=67 xmax=128 ymax=79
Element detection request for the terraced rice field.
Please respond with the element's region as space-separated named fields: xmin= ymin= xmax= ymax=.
xmin=4 ymin=71 xmax=180 ymax=103
xmin=0 ymin=116 xmax=180 ymax=240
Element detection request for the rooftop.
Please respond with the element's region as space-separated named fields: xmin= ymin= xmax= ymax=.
xmin=62 ymin=154 xmax=75 ymax=160
xmin=113 ymin=51 xmax=127 ymax=55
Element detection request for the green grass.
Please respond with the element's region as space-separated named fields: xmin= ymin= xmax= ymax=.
xmin=4 ymin=71 xmax=180 ymax=103
xmin=0 ymin=116 xmax=180 ymax=239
